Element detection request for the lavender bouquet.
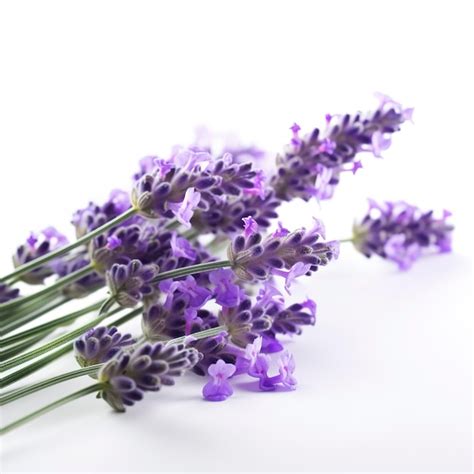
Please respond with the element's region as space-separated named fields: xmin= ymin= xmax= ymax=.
xmin=0 ymin=94 xmax=453 ymax=434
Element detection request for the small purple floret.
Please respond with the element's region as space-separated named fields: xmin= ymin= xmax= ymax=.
xmin=202 ymin=359 xmax=236 ymax=401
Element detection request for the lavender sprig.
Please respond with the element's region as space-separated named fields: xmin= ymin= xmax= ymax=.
xmin=98 ymin=342 xmax=200 ymax=412
xmin=272 ymin=94 xmax=413 ymax=201
xmin=351 ymin=200 xmax=453 ymax=270
xmin=228 ymin=220 xmax=339 ymax=286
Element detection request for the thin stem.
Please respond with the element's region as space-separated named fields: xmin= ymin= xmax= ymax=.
xmin=0 ymin=207 xmax=137 ymax=284
xmin=0 ymin=331 xmax=53 ymax=361
xmin=98 ymin=297 xmax=116 ymax=316
xmin=164 ymin=219 xmax=180 ymax=230
xmin=0 ymin=365 xmax=101 ymax=405
xmin=0 ymin=264 xmax=94 ymax=312
xmin=1 ymin=297 xmax=69 ymax=334
xmin=0 ymin=306 xmax=122 ymax=372
xmin=338 ymin=238 xmax=354 ymax=243
xmin=151 ymin=259 xmax=231 ymax=283
xmin=1 ymin=300 xmax=104 ymax=346
xmin=1 ymin=345 xmax=73 ymax=388
xmin=1 ymin=307 xmax=143 ymax=388
xmin=0 ymin=383 xmax=102 ymax=435
xmin=165 ymin=325 xmax=226 ymax=345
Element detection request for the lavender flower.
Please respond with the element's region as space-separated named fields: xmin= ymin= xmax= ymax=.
xmin=105 ymin=260 xmax=160 ymax=308
xmin=228 ymin=223 xmax=339 ymax=284
xmin=159 ymin=276 xmax=212 ymax=312
xmin=191 ymin=190 xmax=281 ymax=235
xmin=131 ymin=149 xmax=261 ymax=226
xmin=0 ymin=283 xmax=20 ymax=303
xmin=13 ymin=227 xmax=68 ymax=284
xmin=190 ymin=332 xmax=238 ymax=376
xmin=72 ymin=189 xmax=134 ymax=238
xmin=55 ymin=256 xmax=104 ymax=298
xmin=208 ymin=268 xmax=245 ymax=308
xmin=74 ymin=326 xmax=134 ymax=367
xmin=170 ymin=232 xmax=197 ymax=260
xmin=202 ymin=359 xmax=236 ymax=401
xmin=91 ymin=224 xmax=202 ymax=274
xmin=98 ymin=342 xmax=200 ymax=412
xmin=255 ymin=298 xmax=316 ymax=353
xmin=142 ymin=279 xmax=212 ymax=340
xmin=218 ymin=298 xmax=273 ymax=348
xmin=242 ymin=216 xmax=258 ymax=238
xmin=352 ymin=200 xmax=454 ymax=270
xmin=272 ymin=95 xmax=412 ymax=201
xmin=237 ymin=337 xmax=297 ymax=391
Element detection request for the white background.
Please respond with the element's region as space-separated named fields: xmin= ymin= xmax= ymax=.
xmin=0 ymin=1 xmax=472 ymax=472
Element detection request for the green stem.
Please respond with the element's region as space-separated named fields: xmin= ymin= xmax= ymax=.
xmin=151 ymin=259 xmax=231 ymax=283
xmin=0 ymin=306 xmax=122 ymax=372
xmin=1 ymin=300 xmax=104 ymax=346
xmin=0 ymin=331 xmax=53 ymax=361
xmin=0 ymin=365 xmax=101 ymax=405
xmin=338 ymin=238 xmax=354 ymax=243
xmin=0 ymin=207 xmax=137 ymax=284
xmin=98 ymin=297 xmax=116 ymax=316
xmin=0 ymin=383 xmax=102 ymax=435
xmin=1 ymin=297 xmax=69 ymax=334
xmin=1 ymin=307 xmax=142 ymax=388
xmin=1 ymin=345 xmax=73 ymax=388
xmin=0 ymin=264 xmax=94 ymax=313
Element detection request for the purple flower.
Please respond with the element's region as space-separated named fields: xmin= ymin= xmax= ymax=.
xmin=266 ymin=299 xmax=316 ymax=336
xmin=228 ymin=224 xmax=338 ymax=283
xmin=248 ymin=353 xmax=276 ymax=391
xmin=209 ymin=268 xmax=245 ymax=308
xmin=105 ymin=259 xmax=160 ymax=308
xmin=55 ymin=256 xmax=104 ymax=298
xmin=74 ymin=326 xmax=135 ymax=367
xmin=160 ymin=275 xmax=212 ymax=310
xmin=170 ymin=232 xmax=197 ymax=260
xmin=272 ymin=221 xmax=290 ymax=238
xmin=277 ymin=351 xmax=297 ymax=390
xmin=133 ymin=156 xmax=160 ymax=181
xmin=273 ymin=262 xmax=312 ymax=294
xmin=242 ymin=340 xmax=297 ymax=391
xmin=131 ymin=150 xmax=264 ymax=228
xmin=106 ymin=235 xmax=122 ymax=250
xmin=0 ymin=283 xmax=20 ymax=303
xmin=318 ymin=138 xmax=336 ymax=154
xmin=99 ymin=342 xmax=199 ymax=412
xmin=192 ymin=190 xmax=281 ymax=236
xmin=13 ymin=227 xmax=69 ymax=284
xmin=72 ymin=189 xmax=133 ymax=238
xmin=371 ymin=131 xmax=392 ymax=158
xmin=351 ymin=160 xmax=363 ymax=175
xmin=243 ymin=169 xmax=266 ymax=199
xmin=218 ymin=299 xmax=273 ymax=348
xmin=202 ymin=359 xmax=236 ymax=401
xmin=242 ymin=216 xmax=258 ymax=238
xmin=383 ymin=234 xmax=421 ymax=270
xmin=352 ymin=200 xmax=454 ymax=270
xmin=91 ymin=223 xmax=202 ymax=274
xmin=272 ymin=96 xmax=412 ymax=201
xmin=290 ymin=123 xmax=302 ymax=146
xmin=190 ymin=332 xmax=238 ymax=376
xmin=184 ymin=308 xmax=202 ymax=336
xmin=143 ymin=278 xmax=212 ymax=341
xmin=167 ymin=187 xmax=201 ymax=228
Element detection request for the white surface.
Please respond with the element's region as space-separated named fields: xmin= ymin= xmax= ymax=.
xmin=0 ymin=1 xmax=472 ymax=472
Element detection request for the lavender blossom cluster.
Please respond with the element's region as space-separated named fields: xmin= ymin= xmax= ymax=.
xmin=3 ymin=93 xmax=454 ymax=415
xmin=352 ymin=200 xmax=453 ymax=270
